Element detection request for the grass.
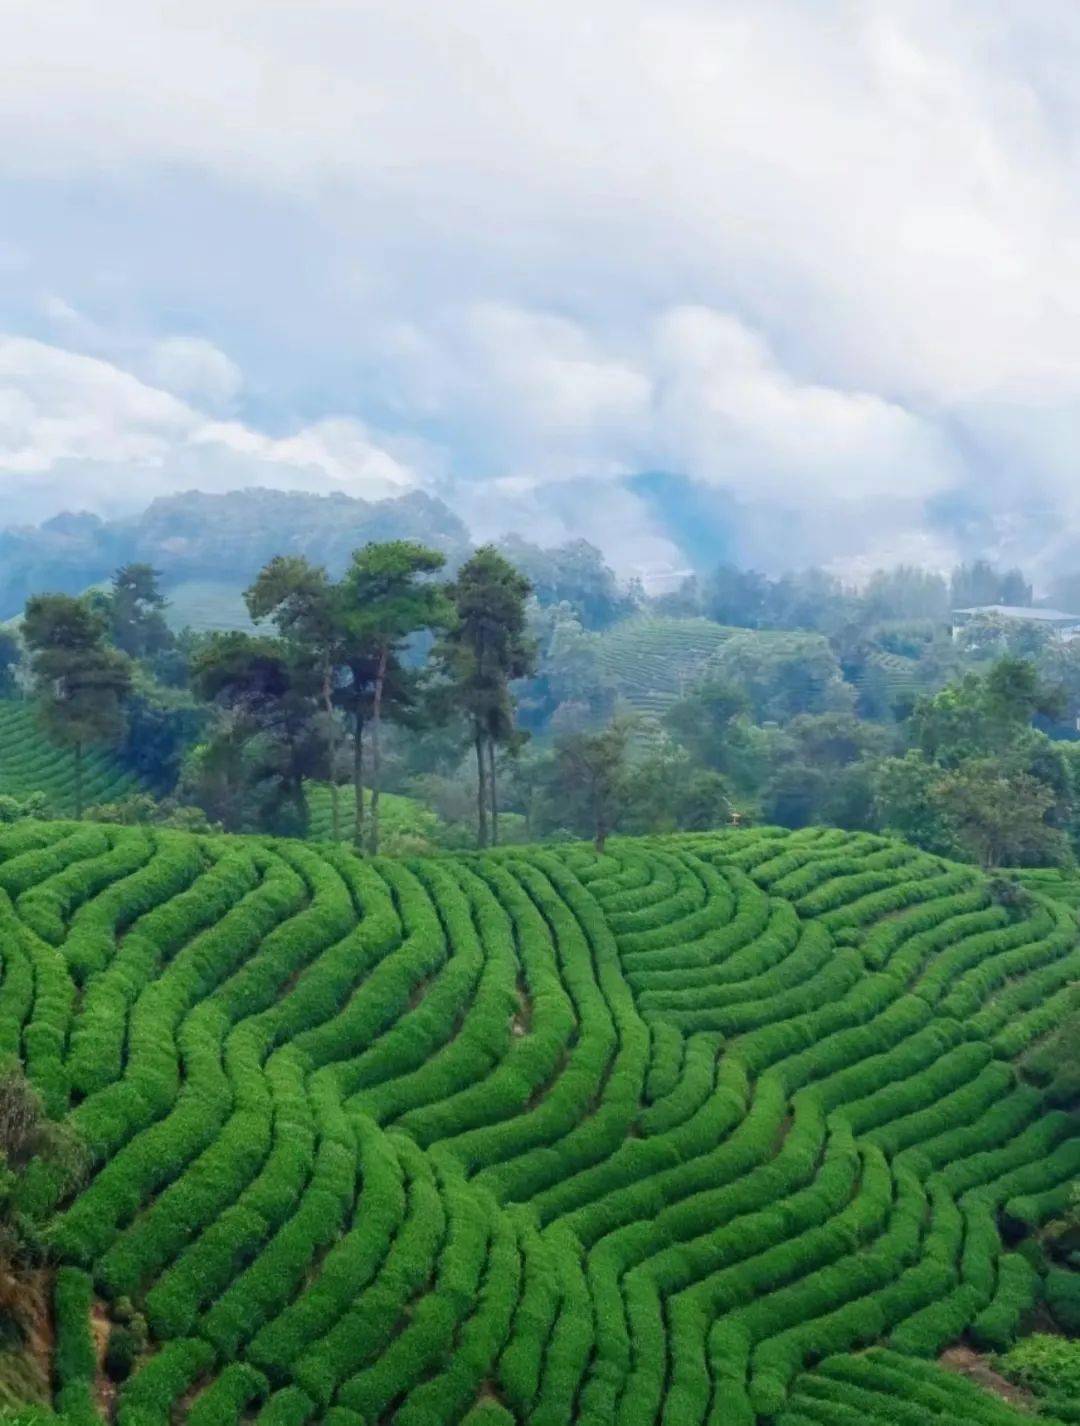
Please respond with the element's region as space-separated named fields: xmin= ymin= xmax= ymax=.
xmin=1 ymin=820 xmax=1077 ymax=1424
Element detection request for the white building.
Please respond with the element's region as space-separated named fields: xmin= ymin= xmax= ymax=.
xmin=951 ymin=605 xmax=1080 ymax=641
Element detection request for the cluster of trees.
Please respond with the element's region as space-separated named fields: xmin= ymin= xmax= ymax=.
xmin=16 ymin=545 xmax=544 ymax=852
xmin=649 ymin=652 xmax=1078 ymax=869
xmin=13 ymin=535 xmax=1080 ymax=869
xmin=664 ymin=558 xmax=1034 ymax=631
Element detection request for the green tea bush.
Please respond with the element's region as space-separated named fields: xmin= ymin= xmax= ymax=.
xmin=2 ymin=821 xmax=1076 ymax=1424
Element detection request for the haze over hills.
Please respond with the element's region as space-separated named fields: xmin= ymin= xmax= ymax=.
xmin=0 ymin=487 xmax=471 ymax=620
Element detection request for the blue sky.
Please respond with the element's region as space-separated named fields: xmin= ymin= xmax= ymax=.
xmin=3 ymin=1 xmax=1080 ymax=584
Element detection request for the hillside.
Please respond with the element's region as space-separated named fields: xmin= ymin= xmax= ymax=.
xmin=0 ymin=703 xmax=144 ymax=816
xmin=597 ymin=615 xmax=735 ymax=721
xmin=161 ymin=581 xmax=258 ymax=635
xmin=2 ymin=822 xmax=1077 ymax=1424
xmin=0 ymin=488 xmax=471 ymax=621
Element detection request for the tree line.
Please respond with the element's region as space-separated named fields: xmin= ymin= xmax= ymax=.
xmin=16 ymin=542 xmax=554 ymax=852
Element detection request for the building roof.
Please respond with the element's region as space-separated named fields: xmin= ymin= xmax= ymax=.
xmin=953 ymin=605 xmax=1080 ymax=623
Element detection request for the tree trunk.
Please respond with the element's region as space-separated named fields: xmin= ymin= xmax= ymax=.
xmin=488 ymin=736 xmax=498 ymax=846
xmin=353 ymin=714 xmax=365 ymax=850
xmin=293 ymin=776 xmax=310 ymax=836
xmin=369 ymin=645 xmax=388 ymax=856
xmin=323 ymin=666 xmax=341 ymax=842
xmin=74 ymin=741 xmax=84 ymax=820
xmin=475 ymin=728 xmax=489 ymax=849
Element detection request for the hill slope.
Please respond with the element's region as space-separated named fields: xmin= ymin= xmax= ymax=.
xmin=597 ymin=615 xmax=735 ymax=722
xmin=0 ymin=703 xmax=144 ymax=815
xmin=0 ymin=487 xmax=471 ymax=620
xmin=3 ymin=823 xmax=1078 ymax=1424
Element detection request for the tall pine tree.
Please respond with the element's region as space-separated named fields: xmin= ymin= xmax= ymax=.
xmin=22 ymin=595 xmax=132 ymax=818
xmin=437 ymin=547 xmax=535 ymax=847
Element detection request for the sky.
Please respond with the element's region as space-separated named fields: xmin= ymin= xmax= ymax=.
xmin=3 ymin=1 xmax=1080 ymax=583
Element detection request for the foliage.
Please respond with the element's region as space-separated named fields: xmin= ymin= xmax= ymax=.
xmin=435 ymin=546 xmax=534 ymax=848
xmin=22 ymin=595 xmax=133 ymax=817
xmin=0 ymin=1064 xmax=86 ymax=1271
xmin=0 ymin=820 xmax=1071 ymax=1424
xmin=933 ymin=758 xmax=1067 ymax=870
xmin=495 ymin=535 xmax=632 ymax=629
xmin=711 ymin=631 xmax=854 ymax=721
xmin=0 ymin=630 xmax=23 ymax=699
xmin=82 ymin=793 xmax=220 ymax=833
xmin=950 ymin=559 xmax=1032 ymax=610
xmin=117 ymin=676 xmax=207 ymax=793
xmin=189 ymin=632 xmax=321 ymax=835
xmin=553 ymin=717 xmax=632 ymax=850
xmin=103 ymin=565 xmax=174 ymax=661
xmin=0 ymin=793 xmax=49 ymax=824
xmin=996 ymin=1334 xmax=1080 ymax=1402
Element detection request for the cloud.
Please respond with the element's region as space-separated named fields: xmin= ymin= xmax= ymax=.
xmin=1 ymin=3 xmax=1080 ymax=575
xmin=147 ymin=337 xmax=243 ymax=409
xmin=0 ymin=335 xmax=421 ymax=523
xmin=651 ymin=307 xmax=954 ymax=504
xmin=371 ymin=300 xmax=956 ymax=568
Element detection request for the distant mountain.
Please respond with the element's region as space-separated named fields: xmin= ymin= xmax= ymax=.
xmin=0 ymin=487 xmax=471 ymax=619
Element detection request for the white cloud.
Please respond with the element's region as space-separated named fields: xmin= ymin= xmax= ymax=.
xmin=379 ymin=298 xmax=952 ymax=503
xmin=0 ymin=336 xmax=420 ymax=522
xmin=148 ymin=337 xmax=243 ymax=409
xmin=2 ymin=3 xmax=1080 ymax=569
xmin=651 ymin=307 xmax=954 ymax=504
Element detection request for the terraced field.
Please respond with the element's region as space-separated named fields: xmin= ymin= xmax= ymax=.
xmin=5 ymin=821 xmax=1079 ymax=1424
xmin=0 ymin=702 xmax=144 ymax=815
xmin=305 ymin=784 xmax=446 ymax=846
xmin=597 ymin=617 xmax=735 ymax=720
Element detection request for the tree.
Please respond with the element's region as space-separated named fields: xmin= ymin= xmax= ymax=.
xmin=22 ymin=595 xmax=132 ymax=818
xmin=436 ymin=547 xmax=535 ymax=848
xmin=342 ymin=542 xmax=450 ymax=854
xmin=105 ymin=564 xmax=173 ymax=660
xmin=619 ymin=741 xmax=737 ymax=835
xmin=495 ymin=535 xmax=630 ymax=629
xmin=190 ymin=632 xmax=319 ymax=835
xmin=704 ymin=564 xmax=770 ymax=627
xmin=712 ymin=632 xmax=854 ymax=721
xmin=246 ymin=556 xmax=346 ymax=840
xmin=119 ymin=675 xmax=207 ymax=793
xmin=934 ymin=758 xmax=1065 ymax=870
xmin=786 ymin=711 xmax=890 ymax=769
xmin=761 ymin=762 xmax=830 ymax=829
xmin=861 ymin=566 xmax=949 ymax=622
xmin=0 ymin=1062 xmax=87 ymax=1332
xmin=554 ymin=718 xmax=632 ymax=852
xmin=873 ymin=752 xmax=957 ymax=856
xmin=950 ymin=560 xmax=1031 ymax=610
xmin=665 ymin=677 xmax=750 ymax=769
xmin=0 ymin=629 xmax=21 ymax=698
xmin=912 ymin=657 xmax=1063 ymax=765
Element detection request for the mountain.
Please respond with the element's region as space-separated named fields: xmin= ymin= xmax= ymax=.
xmin=0 ymin=487 xmax=471 ymax=619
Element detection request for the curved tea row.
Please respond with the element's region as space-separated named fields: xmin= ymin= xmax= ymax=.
xmin=0 ymin=703 xmax=144 ymax=815
xmin=5 ymin=819 xmax=1076 ymax=1424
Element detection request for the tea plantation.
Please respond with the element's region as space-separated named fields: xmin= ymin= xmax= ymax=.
xmin=0 ymin=704 xmax=144 ymax=817
xmin=5 ymin=819 xmax=1079 ymax=1424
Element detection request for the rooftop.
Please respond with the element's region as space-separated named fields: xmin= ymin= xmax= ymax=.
xmin=953 ymin=605 xmax=1080 ymax=623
